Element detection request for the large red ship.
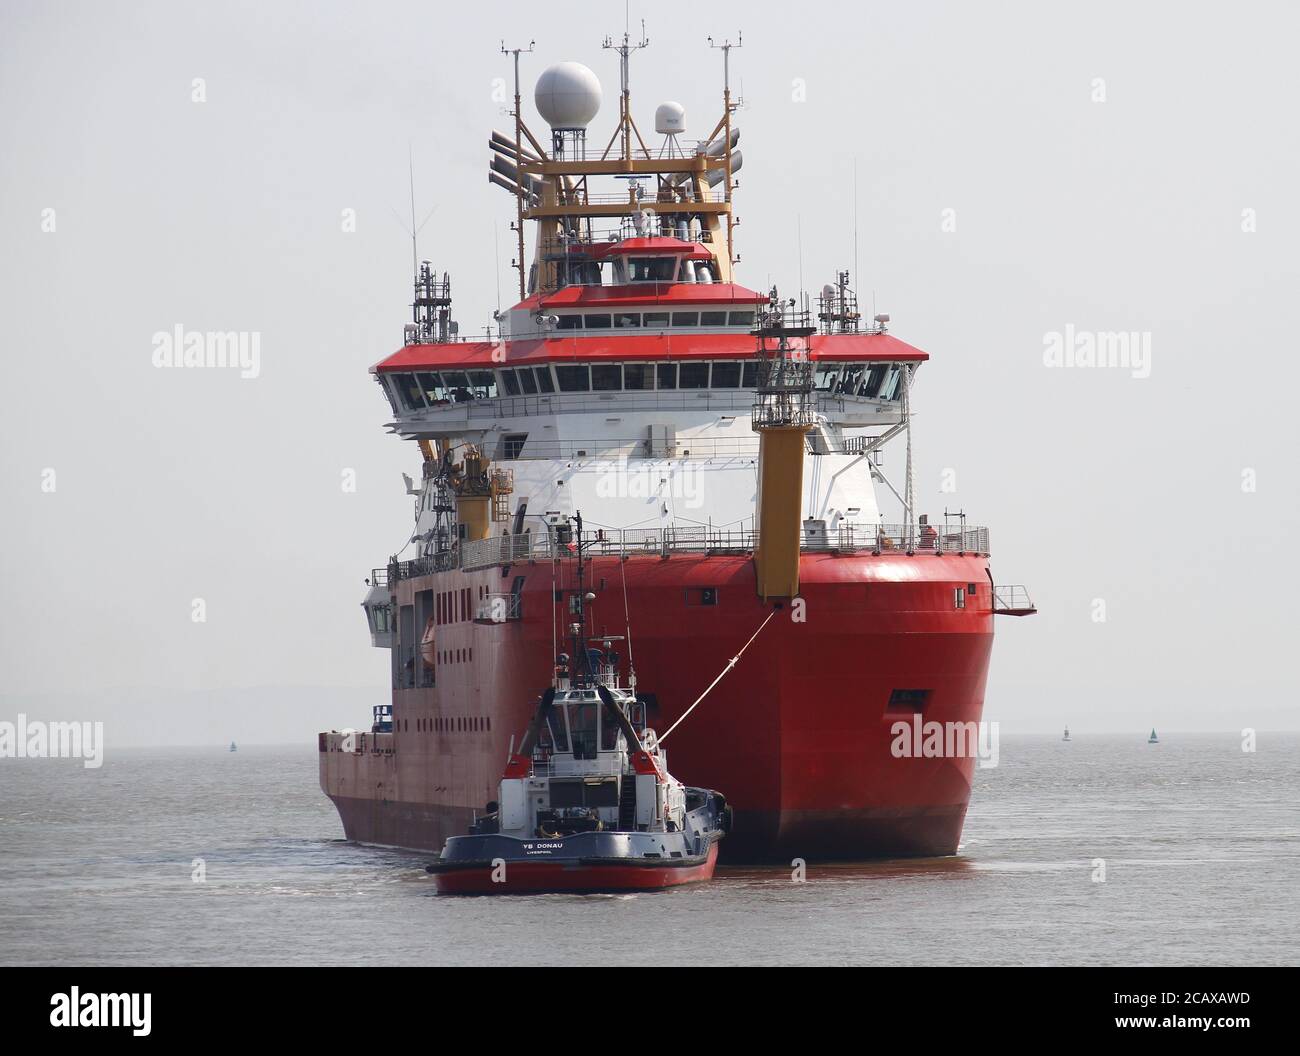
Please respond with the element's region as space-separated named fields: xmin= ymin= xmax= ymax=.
xmin=319 ymin=34 xmax=1033 ymax=862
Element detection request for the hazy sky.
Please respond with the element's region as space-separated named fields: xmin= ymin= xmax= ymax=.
xmin=2 ymin=0 xmax=1297 ymax=739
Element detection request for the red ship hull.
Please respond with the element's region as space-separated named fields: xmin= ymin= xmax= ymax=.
xmin=321 ymin=551 xmax=993 ymax=862
xmin=432 ymin=844 xmax=720 ymax=895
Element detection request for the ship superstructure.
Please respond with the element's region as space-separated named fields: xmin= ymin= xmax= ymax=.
xmin=320 ymin=33 xmax=1033 ymax=861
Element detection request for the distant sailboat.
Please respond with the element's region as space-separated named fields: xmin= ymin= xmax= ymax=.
xmin=1148 ymin=728 xmax=1158 ymax=744
xmin=229 ymin=741 xmax=238 ymax=752
xmin=1062 ymin=725 xmax=1071 ymax=742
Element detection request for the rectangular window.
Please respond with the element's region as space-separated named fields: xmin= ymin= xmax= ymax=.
xmin=503 ymin=433 xmax=528 ymax=459
xmin=887 ymin=689 xmax=931 ymax=712
xmin=624 ymin=363 xmax=654 ymax=390
xmin=591 ymin=364 xmax=622 ymax=391
xmin=556 ymin=315 xmax=582 ymax=330
xmin=468 ymin=370 xmax=497 ymax=399
xmin=555 ymin=365 xmax=591 ymax=392
xmin=643 ymin=312 xmax=670 ymax=328
xmin=533 ymin=366 xmax=555 ymax=393
xmin=656 ymin=363 xmax=677 ymax=389
xmin=741 ymin=361 xmax=759 ymax=387
xmin=678 ymin=361 xmax=709 ymax=388
xmin=728 ymin=311 xmax=755 ymax=328
xmin=517 ymin=367 xmax=538 ymax=394
xmin=671 ymin=312 xmax=699 ymax=328
xmin=501 ymin=369 xmax=521 ymax=396
xmin=700 ymin=310 xmax=727 ymax=327
xmin=415 ymin=371 xmax=442 ymax=403
xmin=954 ymin=587 xmax=966 ymax=610
xmin=614 ymin=313 xmax=641 ymax=328
xmin=584 ymin=314 xmax=612 ymax=329
xmin=711 ymin=361 xmax=741 ymax=388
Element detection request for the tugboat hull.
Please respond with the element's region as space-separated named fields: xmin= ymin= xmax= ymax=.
xmin=431 ymin=841 xmax=719 ymax=895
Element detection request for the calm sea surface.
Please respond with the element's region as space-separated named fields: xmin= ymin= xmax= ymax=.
xmin=2 ymin=735 xmax=1297 ymax=966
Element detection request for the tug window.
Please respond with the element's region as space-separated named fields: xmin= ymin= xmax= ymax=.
xmin=864 ymin=364 xmax=888 ymax=398
xmin=624 ymin=364 xmax=654 ymax=390
xmin=728 ymin=311 xmax=755 ymax=328
xmin=556 ymin=314 xmax=582 ymax=330
xmin=671 ymin=312 xmax=699 ymax=327
xmin=517 ymin=367 xmax=538 ymax=395
xmin=881 ymin=366 xmax=905 ymax=401
xmin=656 ymin=363 xmax=678 ymax=389
xmin=501 ymin=369 xmax=521 ymax=396
xmin=741 ymin=361 xmax=760 ymax=387
xmin=583 ymin=314 xmax=612 ymax=329
xmin=416 ymin=372 xmax=443 ymax=403
xmin=643 ymin=312 xmax=670 ymax=328
xmin=591 ymin=364 xmax=622 ymax=391
xmin=815 ymin=363 xmax=841 ymax=392
xmin=700 ymin=311 xmax=727 ymax=327
xmin=555 ymin=365 xmax=591 ymax=392
xmin=614 ymin=312 xmax=641 ymax=328
xmin=533 ymin=366 xmax=556 ymax=393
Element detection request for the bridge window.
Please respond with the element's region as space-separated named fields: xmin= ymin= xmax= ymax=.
xmin=711 ymin=361 xmax=741 ymax=387
xmin=643 ymin=312 xmax=670 ymax=328
xmin=517 ymin=367 xmax=538 ymax=394
xmin=556 ymin=314 xmax=582 ymax=330
xmin=627 ymin=257 xmax=677 ymax=282
xmin=394 ymin=374 xmax=425 ymax=411
xmin=672 ymin=312 xmax=699 ymax=327
xmin=624 ymin=364 xmax=654 ymax=390
xmin=501 ymin=369 xmax=521 ymax=396
xmin=700 ymin=310 xmax=727 ymax=326
xmin=815 ymin=363 xmax=841 ymax=391
xmin=881 ymin=366 xmax=905 ymax=400
xmin=614 ymin=312 xmax=641 ymax=328
xmin=656 ymin=363 xmax=677 ymax=389
xmin=556 ymin=365 xmax=591 ymax=392
xmin=679 ymin=362 xmax=709 ymax=388
xmin=584 ymin=313 xmax=612 ymax=329
xmin=728 ymin=311 xmax=755 ymax=328
xmin=469 ymin=371 xmax=497 ymax=398
xmin=742 ymin=362 xmax=760 ymax=387
xmin=533 ymin=366 xmax=556 ymax=393
xmin=591 ymin=364 xmax=622 ymax=391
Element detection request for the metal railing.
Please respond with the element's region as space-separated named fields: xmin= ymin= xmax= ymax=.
xmin=991 ymin=584 xmax=1036 ymax=613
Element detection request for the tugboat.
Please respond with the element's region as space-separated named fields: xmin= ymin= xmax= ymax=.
xmin=428 ymin=514 xmax=731 ymax=895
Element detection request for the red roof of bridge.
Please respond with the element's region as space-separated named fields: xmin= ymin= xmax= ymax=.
xmin=373 ymin=331 xmax=929 ymax=373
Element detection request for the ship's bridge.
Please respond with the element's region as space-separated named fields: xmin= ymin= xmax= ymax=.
xmin=372 ymin=329 xmax=928 ymax=441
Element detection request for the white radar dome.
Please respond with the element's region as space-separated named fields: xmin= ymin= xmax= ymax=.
xmin=535 ymin=62 xmax=602 ymax=130
xmin=655 ymin=101 xmax=686 ymax=135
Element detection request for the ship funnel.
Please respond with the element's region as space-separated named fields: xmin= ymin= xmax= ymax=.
xmin=534 ymin=62 xmax=602 ymax=129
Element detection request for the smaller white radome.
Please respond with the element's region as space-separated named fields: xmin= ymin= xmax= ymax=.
xmin=534 ymin=62 xmax=602 ymax=129
xmin=655 ymin=101 xmax=686 ymax=135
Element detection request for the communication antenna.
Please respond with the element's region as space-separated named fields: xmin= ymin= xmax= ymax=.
xmin=709 ymin=33 xmax=742 ymax=267
xmin=602 ymin=20 xmax=651 ymax=162
xmin=501 ymin=39 xmax=535 ymax=300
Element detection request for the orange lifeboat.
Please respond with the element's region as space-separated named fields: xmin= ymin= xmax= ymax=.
xmin=419 ymin=616 xmax=436 ymax=668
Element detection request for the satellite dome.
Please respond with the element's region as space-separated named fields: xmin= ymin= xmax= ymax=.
xmin=655 ymin=101 xmax=686 ymax=135
xmin=534 ymin=62 xmax=602 ymax=130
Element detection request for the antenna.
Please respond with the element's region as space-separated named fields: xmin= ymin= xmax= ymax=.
xmin=709 ymin=33 xmax=742 ymax=268
xmin=602 ymin=21 xmax=650 ymax=163
xmin=501 ymin=39 xmax=535 ymax=300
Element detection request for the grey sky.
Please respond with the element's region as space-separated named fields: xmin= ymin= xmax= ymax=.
xmin=2 ymin=0 xmax=1296 ymax=740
